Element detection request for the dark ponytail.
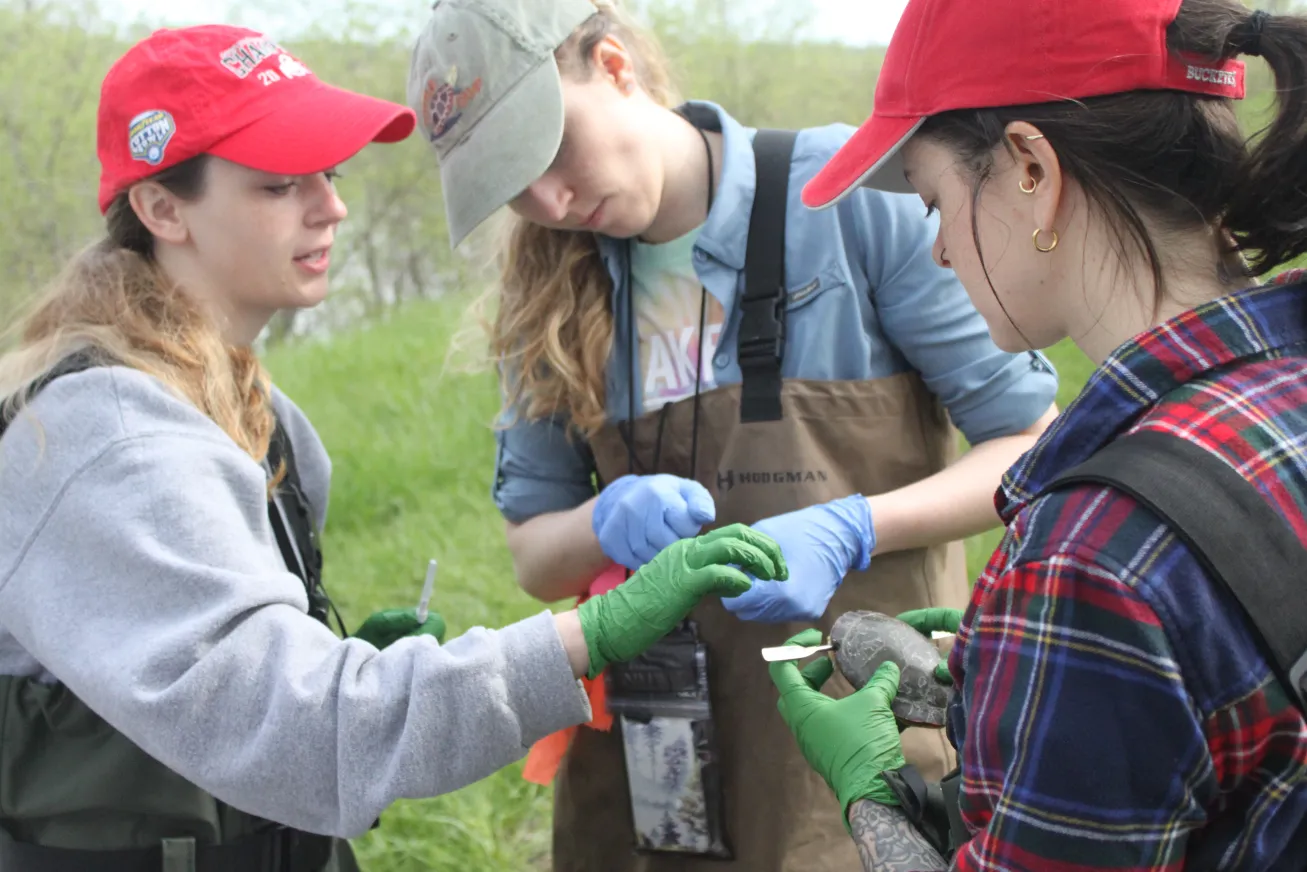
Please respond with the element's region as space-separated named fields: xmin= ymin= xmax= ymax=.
xmin=917 ymin=0 xmax=1307 ymax=315
xmin=1218 ymin=8 xmax=1307 ymax=273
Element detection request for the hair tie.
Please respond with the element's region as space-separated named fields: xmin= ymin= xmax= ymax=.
xmin=1232 ymin=9 xmax=1270 ymax=57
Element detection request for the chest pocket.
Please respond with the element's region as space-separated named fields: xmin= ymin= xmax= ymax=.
xmin=784 ymin=262 xmax=854 ymax=314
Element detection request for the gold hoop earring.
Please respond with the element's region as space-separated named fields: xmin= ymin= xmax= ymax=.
xmin=1019 ymin=178 xmax=1037 ymax=194
xmin=1033 ymin=227 xmax=1058 ymax=253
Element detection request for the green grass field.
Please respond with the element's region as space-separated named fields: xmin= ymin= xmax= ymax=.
xmin=262 ymin=296 xmax=1095 ymax=871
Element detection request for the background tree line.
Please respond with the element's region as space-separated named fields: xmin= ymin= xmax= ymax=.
xmin=0 ymin=0 xmax=886 ymax=341
xmin=0 ymin=0 xmax=1290 ymax=341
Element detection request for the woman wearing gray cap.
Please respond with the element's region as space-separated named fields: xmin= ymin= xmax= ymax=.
xmin=407 ymin=2 xmax=1059 ymax=870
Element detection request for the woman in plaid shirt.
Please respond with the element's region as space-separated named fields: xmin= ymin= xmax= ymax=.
xmin=768 ymin=0 xmax=1307 ymax=869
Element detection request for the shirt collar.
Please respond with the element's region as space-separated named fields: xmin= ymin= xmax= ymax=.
xmin=998 ymin=274 xmax=1307 ymax=523
xmin=679 ymin=101 xmax=755 ymax=272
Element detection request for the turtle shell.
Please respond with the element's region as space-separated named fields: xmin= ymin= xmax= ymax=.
xmin=830 ymin=610 xmax=950 ymax=728
xmin=428 ymin=83 xmax=455 ymax=132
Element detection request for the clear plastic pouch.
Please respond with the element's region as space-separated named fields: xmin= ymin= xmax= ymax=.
xmin=604 ymin=621 xmax=731 ymax=859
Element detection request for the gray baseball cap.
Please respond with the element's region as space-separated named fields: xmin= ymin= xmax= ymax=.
xmin=408 ymin=0 xmax=598 ymax=248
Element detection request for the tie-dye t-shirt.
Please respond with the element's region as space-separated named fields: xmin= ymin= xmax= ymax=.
xmin=629 ymin=227 xmax=725 ymax=413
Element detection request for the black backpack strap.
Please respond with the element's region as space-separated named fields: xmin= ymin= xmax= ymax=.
xmin=738 ymin=129 xmax=797 ymax=424
xmin=1044 ymin=429 xmax=1307 ymax=713
xmin=881 ymin=763 xmax=958 ymax=860
xmin=0 ymin=350 xmax=104 ymax=437
xmin=265 ymin=420 xmax=348 ymax=637
xmin=939 ymin=767 xmax=968 ymax=853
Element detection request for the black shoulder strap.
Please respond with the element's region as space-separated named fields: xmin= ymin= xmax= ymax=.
xmin=1045 ymin=429 xmax=1307 ymax=712
xmin=738 ymin=128 xmax=797 ymax=424
xmin=881 ymin=763 xmax=960 ymax=860
xmin=265 ymin=420 xmax=348 ymax=636
xmin=0 ymin=350 xmax=103 ymax=436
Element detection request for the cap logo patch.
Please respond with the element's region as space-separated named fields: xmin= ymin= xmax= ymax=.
xmin=422 ymin=64 xmax=482 ymax=142
xmin=220 ymin=35 xmax=282 ymax=78
xmin=128 ymin=109 xmax=175 ymax=165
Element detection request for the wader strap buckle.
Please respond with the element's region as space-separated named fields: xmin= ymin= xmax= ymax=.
xmin=1291 ymin=650 xmax=1307 ymax=712
xmin=160 ymin=838 xmax=196 ymax=872
xmin=738 ymin=128 xmax=797 ymax=424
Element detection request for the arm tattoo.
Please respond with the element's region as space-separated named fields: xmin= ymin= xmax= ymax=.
xmin=848 ymin=799 xmax=948 ymax=872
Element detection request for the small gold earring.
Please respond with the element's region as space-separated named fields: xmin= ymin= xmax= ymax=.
xmin=1019 ymin=178 xmax=1037 ymax=194
xmin=1024 ymin=134 xmax=1045 ymax=141
xmin=1033 ymin=227 xmax=1058 ymax=252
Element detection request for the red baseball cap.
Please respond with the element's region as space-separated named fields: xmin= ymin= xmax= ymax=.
xmin=803 ymin=0 xmax=1246 ymax=208
xmin=96 ymin=25 xmax=416 ymax=213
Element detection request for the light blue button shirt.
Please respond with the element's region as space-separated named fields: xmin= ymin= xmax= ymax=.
xmin=491 ymin=102 xmax=1059 ymax=524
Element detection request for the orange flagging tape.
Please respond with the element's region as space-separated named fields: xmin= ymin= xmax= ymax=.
xmin=521 ymin=562 xmax=625 ymax=785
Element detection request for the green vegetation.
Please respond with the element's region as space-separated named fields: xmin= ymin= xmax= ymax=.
xmin=0 ymin=0 xmax=889 ymax=334
xmin=266 ymin=300 xmax=558 ymax=871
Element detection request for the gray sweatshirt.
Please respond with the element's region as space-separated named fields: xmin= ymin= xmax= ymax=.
xmin=0 ymin=366 xmax=590 ymax=838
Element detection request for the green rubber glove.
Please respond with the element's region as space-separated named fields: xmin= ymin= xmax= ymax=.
xmin=895 ymin=607 xmax=963 ymax=684
xmin=769 ymin=628 xmax=907 ymax=829
xmin=353 ymin=608 xmax=446 ymax=650
xmin=577 ymin=523 xmax=787 ymax=680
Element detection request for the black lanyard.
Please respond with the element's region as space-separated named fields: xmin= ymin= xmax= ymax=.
xmin=622 ymin=121 xmax=715 ymax=481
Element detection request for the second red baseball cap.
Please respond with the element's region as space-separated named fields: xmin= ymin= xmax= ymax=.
xmin=96 ymin=25 xmax=417 ymax=214
xmin=803 ymin=0 xmax=1246 ymax=208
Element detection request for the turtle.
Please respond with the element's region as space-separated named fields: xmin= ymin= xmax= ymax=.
xmin=829 ymin=610 xmax=951 ymax=728
xmin=423 ymin=65 xmax=484 ymax=141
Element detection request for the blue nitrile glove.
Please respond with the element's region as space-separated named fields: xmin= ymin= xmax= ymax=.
xmin=592 ymin=474 xmax=716 ymax=571
xmin=724 ymin=494 xmax=874 ymax=622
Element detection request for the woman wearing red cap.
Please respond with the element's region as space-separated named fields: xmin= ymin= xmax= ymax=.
xmin=406 ymin=2 xmax=1059 ymax=869
xmin=771 ymin=0 xmax=1307 ymax=869
xmin=0 ymin=24 xmax=789 ymax=872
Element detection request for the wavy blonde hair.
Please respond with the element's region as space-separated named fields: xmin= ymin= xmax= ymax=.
xmin=483 ymin=1 xmax=681 ymax=438
xmin=0 ymin=156 xmax=279 ymax=473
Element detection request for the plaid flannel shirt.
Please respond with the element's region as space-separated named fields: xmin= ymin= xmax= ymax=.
xmin=946 ymin=274 xmax=1307 ymax=871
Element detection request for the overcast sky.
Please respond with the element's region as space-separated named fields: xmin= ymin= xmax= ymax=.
xmin=100 ymin=0 xmax=910 ymax=45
